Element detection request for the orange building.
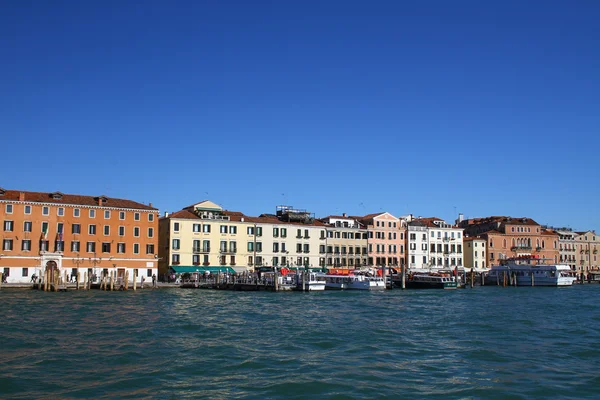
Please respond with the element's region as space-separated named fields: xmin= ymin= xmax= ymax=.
xmin=459 ymin=216 xmax=559 ymax=267
xmin=0 ymin=188 xmax=159 ymax=284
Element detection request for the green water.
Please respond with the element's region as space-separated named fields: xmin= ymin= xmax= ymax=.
xmin=1 ymin=286 xmax=599 ymax=399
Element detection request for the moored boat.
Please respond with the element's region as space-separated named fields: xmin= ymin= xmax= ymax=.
xmin=295 ymin=272 xmax=326 ymax=291
xmin=484 ymin=256 xmax=576 ymax=286
xmin=405 ymin=272 xmax=458 ymax=289
xmin=323 ymin=273 xmax=385 ymax=290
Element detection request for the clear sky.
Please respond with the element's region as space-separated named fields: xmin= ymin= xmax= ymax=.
xmin=1 ymin=1 xmax=599 ymax=231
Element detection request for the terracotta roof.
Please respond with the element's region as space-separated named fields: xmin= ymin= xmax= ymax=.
xmin=166 ymin=210 xmax=200 ymax=219
xmin=0 ymin=189 xmax=156 ymax=210
xmin=463 ymin=236 xmax=486 ymax=241
xmin=465 ymin=216 xmax=539 ymax=226
xmin=410 ymin=217 xmax=452 ymax=228
xmin=541 ymin=230 xmax=558 ymax=236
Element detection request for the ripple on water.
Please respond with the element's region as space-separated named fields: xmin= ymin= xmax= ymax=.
xmin=1 ymin=287 xmax=600 ymax=399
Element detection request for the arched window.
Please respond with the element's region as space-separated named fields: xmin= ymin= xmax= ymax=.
xmin=503 ymin=239 xmax=507 ymax=248
xmin=542 ymin=240 xmax=545 ymax=249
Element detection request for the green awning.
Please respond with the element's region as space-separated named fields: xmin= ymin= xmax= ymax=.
xmin=170 ymin=266 xmax=236 ymax=274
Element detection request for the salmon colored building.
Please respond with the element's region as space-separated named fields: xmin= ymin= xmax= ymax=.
xmin=0 ymin=188 xmax=159 ymax=284
xmin=355 ymin=212 xmax=406 ymax=268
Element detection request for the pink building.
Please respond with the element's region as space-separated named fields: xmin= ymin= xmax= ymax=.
xmin=355 ymin=212 xmax=406 ymax=268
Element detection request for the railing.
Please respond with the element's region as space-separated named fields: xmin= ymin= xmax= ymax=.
xmin=511 ymin=246 xmax=532 ymax=251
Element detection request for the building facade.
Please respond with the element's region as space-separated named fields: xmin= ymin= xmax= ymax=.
xmin=574 ymin=231 xmax=599 ymax=275
xmin=463 ymin=236 xmax=487 ymax=270
xmin=460 ymin=216 xmax=559 ymax=267
xmin=0 ymin=188 xmax=158 ymax=284
xmin=407 ymin=217 xmax=464 ymax=270
xmin=158 ymin=203 xmax=326 ymax=276
xmin=357 ymin=212 xmax=405 ymax=269
xmin=319 ymin=214 xmax=368 ymax=269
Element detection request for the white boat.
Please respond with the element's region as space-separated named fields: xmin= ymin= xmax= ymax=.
xmin=485 ymin=257 xmax=576 ymax=287
xmin=322 ymin=273 xmax=386 ymax=290
xmin=295 ymin=272 xmax=326 ymax=291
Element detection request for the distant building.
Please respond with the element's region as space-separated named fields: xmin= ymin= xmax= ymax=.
xmin=574 ymin=231 xmax=599 ymax=275
xmin=355 ymin=212 xmax=406 ymax=269
xmin=463 ymin=236 xmax=487 ymax=270
xmin=159 ymin=202 xmax=326 ymax=276
xmin=459 ymin=216 xmax=559 ymax=267
xmin=406 ymin=217 xmax=464 ymax=270
xmin=318 ymin=214 xmax=368 ymax=269
xmin=0 ymin=187 xmax=158 ymax=284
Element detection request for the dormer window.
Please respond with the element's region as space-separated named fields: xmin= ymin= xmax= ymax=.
xmin=95 ymin=196 xmax=108 ymax=206
xmin=50 ymin=191 xmax=63 ymax=200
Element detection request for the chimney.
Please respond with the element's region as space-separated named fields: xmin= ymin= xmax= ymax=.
xmin=164 ymin=211 xmax=169 ymax=218
xmin=149 ymin=202 xmax=153 ymax=207
xmin=19 ymin=192 xmax=25 ymax=201
xmin=241 ymin=217 xmax=245 ymax=222
xmin=458 ymin=213 xmax=464 ymax=223
xmin=343 ymin=213 xmax=347 ymax=218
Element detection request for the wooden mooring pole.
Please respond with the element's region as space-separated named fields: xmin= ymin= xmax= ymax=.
xmin=470 ymin=268 xmax=474 ymax=288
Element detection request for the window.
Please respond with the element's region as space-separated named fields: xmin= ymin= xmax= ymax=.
xmin=220 ymin=225 xmax=227 ymax=234
xmin=146 ymin=244 xmax=154 ymax=254
xmin=55 ymin=239 xmax=64 ymax=252
xmin=133 ymin=243 xmax=140 ymax=254
xmin=229 ymin=226 xmax=237 ymax=234
xmin=20 ymin=267 xmax=28 ymax=277
xmin=4 ymin=220 xmax=13 ymax=232
xmin=148 ymin=227 xmax=154 ymax=238
xmin=134 ymin=212 xmax=140 ymax=221
xmin=24 ymin=205 xmax=31 ymax=215
xmin=303 ymin=244 xmax=309 ymax=253
xmin=147 ymin=269 xmax=153 ymax=277
xmin=104 ymin=225 xmax=110 ymax=236
xmin=203 ymin=224 xmax=211 ymax=233
xmin=148 ymin=213 xmax=154 ymax=222
xmin=86 ymin=242 xmax=96 ymax=252
xmin=273 ymin=227 xmax=279 ymax=237
xmin=5 ymin=204 xmax=13 ymax=214
xmin=73 ymin=208 xmax=80 ymax=217
xmin=304 ymin=229 xmax=309 ymax=238
xmin=117 ymin=243 xmax=126 ymax=253
xmin=72 ymin=224 xmax=81 ymax=234
xmin=119 ymin=226 xmax=125 ymax=236
xmin=256 ymin=227 xmax=263 ymax=236
xmin=248 ymin=242 xmax=254 ymax=252
xmin=230 ymin=241 xmax=237 ymax=253
xmin=3 ymin=239 xmax=13 ymax=251
xmin=119 ymin=211 xmax=125 ymax=220
xmin=22 ymin=240 xmax=31 ymax=251
xmin=89 ymin=225 xmax=96 ymax=235
xmin=41 ymin=206 xmax=49 ymax=216
xmin=71 ymin=241 xmax=80 ymax=252
xmin=89 ymin=209 xmax=95 ymax=218
xmin=172 ymin=239 xmax=180 ymax=250
xmin=193 ymin=224 xmax=200 ymax=233
xmin=172 ymin=254 xmax=180 ymax=264
xmin=134 ymin=227 xmax=140 ymax=237
xmin=58 ymin=207 xmax=65 ymax=216
xmin=203 ymin=240 xmax=210 ymax=252
xmin=40 ymin=240 xmax=49 ymax=251
xmin=281 ymin=228 xmax=287 ymax=238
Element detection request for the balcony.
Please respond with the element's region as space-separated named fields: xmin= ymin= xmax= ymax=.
xmin=193 ymin=248 xmax=202 ymax=253
xmin=511 ymin=246 xmax=532 ymax=251
xmin=536 ymin=247 xmax=542 ymax=251
xmin=220 ymin=249 xmax=237 ymax=254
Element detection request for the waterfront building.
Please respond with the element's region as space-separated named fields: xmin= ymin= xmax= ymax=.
xmin=158 ymin=201 xmax=249 ymax=277
xmin=574 ymin=231 xmax=599 ymax=275
xmin=0 ymin=188 xmax=158 ymax=284
xmin=459 ymin=216 xmax=559 ymax=267
xmin=318 ymin=214 xmax=368 ymax=269
xmin=406 ymin=217 xmax=464 ymax=269
xmin=544 ymin=228 xmax=577 ymax=270
xmin=463 ymin=236 xmax=487 ymax=270
xmin=355 ymin=212 xmax=405 ymax=269
xmin=158 ymin=202 xmax=326 ymax=276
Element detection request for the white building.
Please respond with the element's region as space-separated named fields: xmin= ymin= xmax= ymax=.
xmin=407 ymin=217 xmax=464 ymax=270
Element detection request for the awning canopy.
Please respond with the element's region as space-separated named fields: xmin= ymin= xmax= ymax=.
xmin=170 ymin=266 xmax=236 ymax=274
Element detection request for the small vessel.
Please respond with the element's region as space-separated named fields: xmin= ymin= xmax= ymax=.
xmin=405 ymin=272 xmax=458 ymax=290
xmin=323 ymin=273 xmax=386 ymax=290
xmin=484 ymin=256 xmax=576 ymax=287
xmin=295 ymin=272 xmax=326 ymax=291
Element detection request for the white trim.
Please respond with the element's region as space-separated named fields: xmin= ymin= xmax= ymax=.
xmin=73 ymin=208 xmax=80 ymax=217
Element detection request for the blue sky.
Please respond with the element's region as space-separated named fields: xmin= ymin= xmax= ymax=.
xmin=1 ymin=1 xmax=599 ymax=231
